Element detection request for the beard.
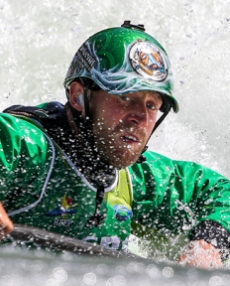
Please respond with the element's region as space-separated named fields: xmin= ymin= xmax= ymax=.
xmin=92 ymin=122 xmax=148 ymax=169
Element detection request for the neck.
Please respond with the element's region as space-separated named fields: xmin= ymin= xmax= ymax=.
xmin=65 ymin=102 xmax=117 ymax=189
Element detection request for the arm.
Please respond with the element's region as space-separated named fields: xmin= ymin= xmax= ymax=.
xmin=178 ymin=239 xmax=223 ymax=269
xmin=130 ymin=151 xmax=230 ymax=268
xmin=0 ymin=202 xmax=14 ymax=239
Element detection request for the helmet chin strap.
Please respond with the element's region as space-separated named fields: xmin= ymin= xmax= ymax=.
xmin=80 ymin=86 xmax=109 ymax=228
xmin=152 ymin=110 xmax=170 ymax=134
xmin=136 ymin=109 xmax=170 ymax=163
xmin=83 ymin=86 xmax=92 ymax=129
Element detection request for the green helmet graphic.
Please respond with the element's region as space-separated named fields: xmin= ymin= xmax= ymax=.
xmin=64 ymin=21 xmax=179 ymax=113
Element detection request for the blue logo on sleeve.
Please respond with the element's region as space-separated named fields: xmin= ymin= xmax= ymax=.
xmin=113 ymin=205 xmax=132 ymax=222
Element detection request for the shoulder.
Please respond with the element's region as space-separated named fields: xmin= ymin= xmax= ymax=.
xmin=142 ymin=150 xmax=198 ymax=168
xmin=128 ymin=150 xmax=227 ymax=186
xmin=132 ymin=150 xmax=220 ymax=173
xmin=0 ymin=113 xmax=50 ymax=164
xmin=0 ymin=112 xmax=47 ymax=141
xmin=128 ymin=150 xmax=177 ymax=176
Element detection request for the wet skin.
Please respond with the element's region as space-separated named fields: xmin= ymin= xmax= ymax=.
xmin=89 ymin=89 xmax=163 ymax=168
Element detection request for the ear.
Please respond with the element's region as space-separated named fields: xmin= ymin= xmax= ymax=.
xmin=69 ymin=81 xmax=84 ymax=112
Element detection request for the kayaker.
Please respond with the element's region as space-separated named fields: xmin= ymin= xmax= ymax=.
xmin=0 ymin=21 xmax=229 ymax=269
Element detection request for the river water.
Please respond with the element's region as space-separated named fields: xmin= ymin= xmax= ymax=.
xmin=1 ymin=0 xmax=230 ymax=285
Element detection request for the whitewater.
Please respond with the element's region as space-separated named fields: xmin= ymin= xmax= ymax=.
xmin=1 ymin=0 xmax=230 ymax=285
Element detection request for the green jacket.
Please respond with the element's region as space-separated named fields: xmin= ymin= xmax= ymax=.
xmin=1 ymin=104 xmax=230 ymax=252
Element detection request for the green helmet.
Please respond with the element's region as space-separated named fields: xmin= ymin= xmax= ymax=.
xmin=64 ymin=21 xmax=179 ymax=113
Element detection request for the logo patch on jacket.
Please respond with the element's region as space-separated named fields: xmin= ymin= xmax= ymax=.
xmin=113 ymin=205 xmax=132 ymax=222
xmin=46 ymin=194 xmax=77 ymax=217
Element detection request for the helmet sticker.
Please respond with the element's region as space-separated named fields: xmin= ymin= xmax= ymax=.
xmin=129 ymin=41 xmax=168 ymax=81
xmin=75 ymin=43 xmax=96 ymax=71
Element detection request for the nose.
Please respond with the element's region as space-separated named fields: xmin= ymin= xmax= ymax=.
xmin=126 ymin=103 xmax=148 ymax=126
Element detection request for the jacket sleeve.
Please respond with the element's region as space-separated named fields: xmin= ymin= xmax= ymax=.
xmin=0 ymin=113 xmax=51 ymax=209
xmin=129 ymin=151 xmax=230 ymax=250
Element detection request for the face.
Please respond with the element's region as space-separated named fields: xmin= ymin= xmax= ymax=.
xmin=89 ymin=90 xmax=163 ymax=168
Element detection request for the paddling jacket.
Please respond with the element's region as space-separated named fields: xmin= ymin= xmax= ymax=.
xmin=1 ymin=102 xmax=230 ymax=256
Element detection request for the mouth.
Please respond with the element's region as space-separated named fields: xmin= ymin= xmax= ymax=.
xmin=121 ymin=134 xmax=139 ymax=143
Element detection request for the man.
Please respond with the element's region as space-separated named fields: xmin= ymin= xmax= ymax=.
xmin=0 ymin=21 xmax=229 ymax=268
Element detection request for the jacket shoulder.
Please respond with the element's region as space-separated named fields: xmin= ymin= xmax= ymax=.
xmin=0 ymin=113 xmax=49 ymax=169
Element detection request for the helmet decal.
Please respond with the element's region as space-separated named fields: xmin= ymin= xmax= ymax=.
xmin=75 ymin=43 xmax=96 ymax=71
xmin=129 ymin=41 xmax=168 ymax=81
xmin=67 ymin=42 xmax=97 ymax=79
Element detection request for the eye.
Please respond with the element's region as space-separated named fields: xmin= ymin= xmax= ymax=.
xmin=146 ymin=102 xmax=157 ymax=110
